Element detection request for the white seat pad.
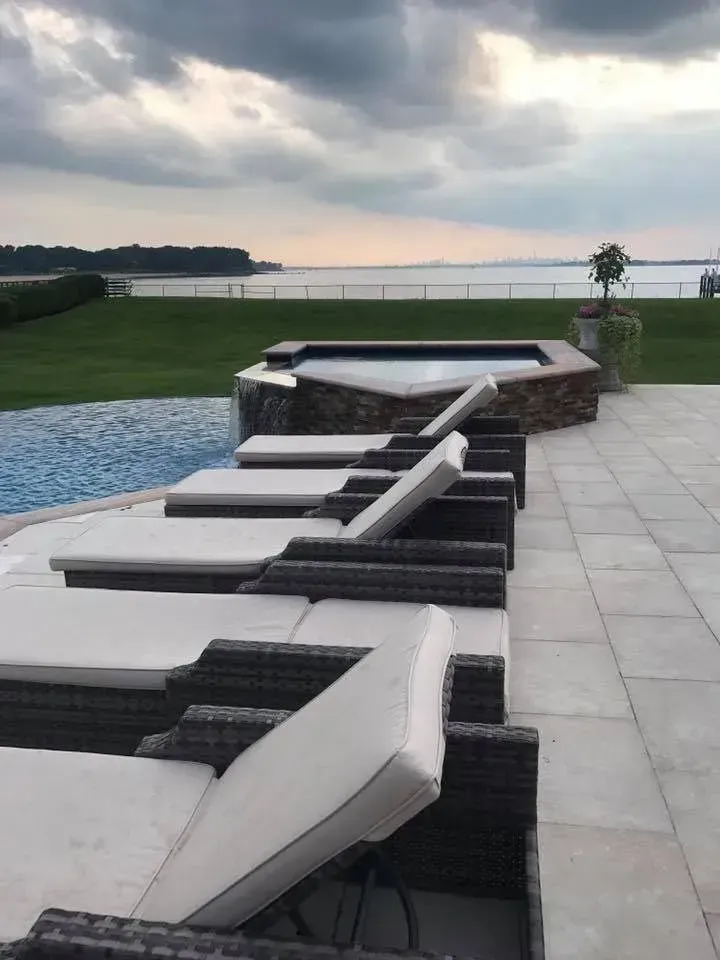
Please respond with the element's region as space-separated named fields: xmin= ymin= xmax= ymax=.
xmin=49 ymin=517 xmax=343 ymax=576
xmin=135 ymin=606 xmax=455 ymax=928
xmin=167 ymin=469 xmax=360 ymax=508
xmin=0 ymin=588 xmax=309 ymax=688
xmin=292 ymin=598 xmax=508 ymax=659
xmin=0 ymin=749 xmax=216 ymax=942
xmin=234 ymin=434 xmax=392 ymax=464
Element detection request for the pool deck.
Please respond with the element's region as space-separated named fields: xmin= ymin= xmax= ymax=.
xmin=3 ymin=384 xmax=720 ymax=958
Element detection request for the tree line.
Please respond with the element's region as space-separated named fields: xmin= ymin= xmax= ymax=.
xmin=0 ymin=244 xmax=267 ymax=276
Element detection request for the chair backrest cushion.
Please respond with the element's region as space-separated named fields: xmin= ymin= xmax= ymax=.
xmin=419 ymin=374 xmax=498 ymax=438
xmin=340 ymin=431 xmax=467 ymax=540
xmin=135 ymin=605 xmax=455 ymax=928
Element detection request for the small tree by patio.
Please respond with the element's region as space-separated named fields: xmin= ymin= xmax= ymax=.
xmin=569 ymin=241 xmax=642 ymax=390
xmin=589 ymin=242 xmax=631 ymax=304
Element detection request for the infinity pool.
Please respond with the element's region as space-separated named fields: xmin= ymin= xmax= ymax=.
xmin=0 ymin=398 xmax=233 ymax=515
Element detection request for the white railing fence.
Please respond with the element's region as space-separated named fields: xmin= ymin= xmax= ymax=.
xmin=131 ymin=280 xmax=701 ymax=301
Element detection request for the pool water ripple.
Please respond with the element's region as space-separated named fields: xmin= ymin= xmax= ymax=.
xmin=0 ymin=397 xmax=234 ymax=514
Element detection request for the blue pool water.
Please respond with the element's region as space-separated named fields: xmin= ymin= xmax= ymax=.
xmin=0 ymin=398 xmax=234 ymax=515
xmin=291 ymin=351 xmax=542 ymax=385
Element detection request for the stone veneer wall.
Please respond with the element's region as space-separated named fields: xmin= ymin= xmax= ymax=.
xmin=286 ymin=368 xmax=599 ymax=435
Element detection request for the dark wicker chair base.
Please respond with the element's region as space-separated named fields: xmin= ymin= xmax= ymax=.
xmin=0 ymin=683 xmax=170 ymax=754
xmin=0 ymin=647 xmax=505 ymax=755
xmin=63 ymin=569 xmax=245 ymax=593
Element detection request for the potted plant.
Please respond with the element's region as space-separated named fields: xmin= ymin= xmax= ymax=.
xmin=569 ymin=242 xmax=642 ymax=392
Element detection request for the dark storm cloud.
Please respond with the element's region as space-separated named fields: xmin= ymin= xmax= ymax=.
xmin=2 ymin=0 xmax=719 ymax=237
xmin=47 ymin=0 xmax=412 ymax=102
xmin=49 ymin=0 xmax=720 ymax=74
xmin=0 ymin=28 xmax=224 ymax=187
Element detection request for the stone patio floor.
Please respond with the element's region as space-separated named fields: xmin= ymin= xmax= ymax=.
xmin=3 ymin=384 xmax=720 ymax=958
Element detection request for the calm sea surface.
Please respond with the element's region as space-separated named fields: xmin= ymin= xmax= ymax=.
xmin=132 ymin=263 xmax=707 ymax=299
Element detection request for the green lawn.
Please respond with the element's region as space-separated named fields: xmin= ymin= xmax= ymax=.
xmin=1 ymin=297 xmax=718 ymax=409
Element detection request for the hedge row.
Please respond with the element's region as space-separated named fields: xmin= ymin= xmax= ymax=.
xmin=0 ymin=273 xmax=105 ymax=328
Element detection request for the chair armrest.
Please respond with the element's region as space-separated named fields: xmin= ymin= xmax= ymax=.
xmin=305 ymin=493 xmax=508 ymax=541
xmin=134 ymin=704 xmax=291 ymax=773
xmin=429 ymin=722 xmax=538 ymax=829
xmin=18 ymin=911 xmax=470 ymax=960
xmin=167 ymin=639 xmax=503 ymax=725
xmin=392 ymin=415 xmax=521 ymax=435
xmin=277 ymin=536 xmax=507 ymax=571
xmin=350 ymin=447 xmax=512 ymax=473
xmin=239 ymin=559 xmax=506 ymax=606
xmin=340 ymin=474 xmax=516 ymax=508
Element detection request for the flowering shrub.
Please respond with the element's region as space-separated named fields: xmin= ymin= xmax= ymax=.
xmin=568 ymin=300 xmax=642 ymax=382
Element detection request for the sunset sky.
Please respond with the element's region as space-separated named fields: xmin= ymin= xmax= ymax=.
xmin=2 ymin=1 xmax=720 ymax=265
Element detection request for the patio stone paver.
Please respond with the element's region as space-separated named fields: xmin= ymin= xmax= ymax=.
xmin=522 ymin=471 xmax=557 ymax=492
xmin=514 ymin=516 xmax=576 ymax=550
xmin=659 ymin=771 xmax=720 ymax=914
xmin=610 ymin=471 xmax=689 ymax=495
xmin=565 ymin=504 xmax=647 ymax=534
xmin=666 ymin=553 xmax=720 ymax=597
xmin=523 ymin=491 xmax=566 ymax=517
xmin=646 ymin=519 xmax=720 ymax=553
xmin=605 ymin=615 xmax=720 ymax=681
xmin=627 ymin=493 xmax=713 ymax=521
xmin=684 ymin=484 xmax=720 ymax=507
xmin=511 ymin=641 xmax=631 ymax=717
xmin=575 ymin=533 xmax=668 ymax=571
xmin=513 ymin=712 xmax=672 ymax=833
xmin=508 ymin=586 xmax=607 ymax=642
xmin=602 ymin=456 xmax=672 ymax=474
xmin=555 ymin=481 xmax=630 ymax=507
xmin=587 ymin=568 xmax=699 ymax=618
xmin=508 ymin=549 xmax=589 ymax=589
xmin=627 ymin=678 xmax=720 ymax=776
xmin=538 ymin=824 xmax=716 ymax=960
xmin=549 ymin=464 xmax=616 ymax=483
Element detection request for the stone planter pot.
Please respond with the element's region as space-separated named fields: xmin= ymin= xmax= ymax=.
xmin=574 ymin=317 xmax=624 ymax=393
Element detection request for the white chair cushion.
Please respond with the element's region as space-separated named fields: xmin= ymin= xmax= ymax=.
xmin=0 ymin=749 xmax=215 ymax=942
xmin=135 ymin=605 xmax=455 ymax=928
xmin=419 ymin=374 xmax=498 ymax=438
xmin=49 ymin=517 xmax=343 ymax=576
xmin=234 ymin=434 xmax=392 ymax=464
xmin=0 ymin=588 xmax=309 ymax=688
xmin=341 ymin=432 xmax=467 ymax=540
xmin=291 ymin=597 xmax=508 ymax=658
xmin=167 ymin=469 xmax=359 ymax=508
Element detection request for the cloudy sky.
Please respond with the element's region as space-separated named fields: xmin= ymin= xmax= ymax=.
xmin=2 ymin=0 xmax=720 ymax=265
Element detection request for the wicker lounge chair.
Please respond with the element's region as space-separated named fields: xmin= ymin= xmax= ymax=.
xmin=0 ymin=541 xmax=508 ymax=753
xmin=0 ymin=611 xmax=543 ymax=958
xmin=164 ymin=467 xmax=516 ymax=518
xmin=49 ymin=434 xmax=514 ymax=591
xmin=233 ymin=373 xmax=503 ymax=465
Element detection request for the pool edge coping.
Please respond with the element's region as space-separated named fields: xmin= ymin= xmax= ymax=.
xmin=1 ymin=485 xmax=170 ymax=535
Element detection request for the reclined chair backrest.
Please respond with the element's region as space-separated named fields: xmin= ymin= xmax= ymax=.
xmin=340 ymin=430 xmax=467 ymax=540
xmin=418 ymin=373 xmax=498 ymax=438
xmin=135 ymin=605 xmax=456 ymax=928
